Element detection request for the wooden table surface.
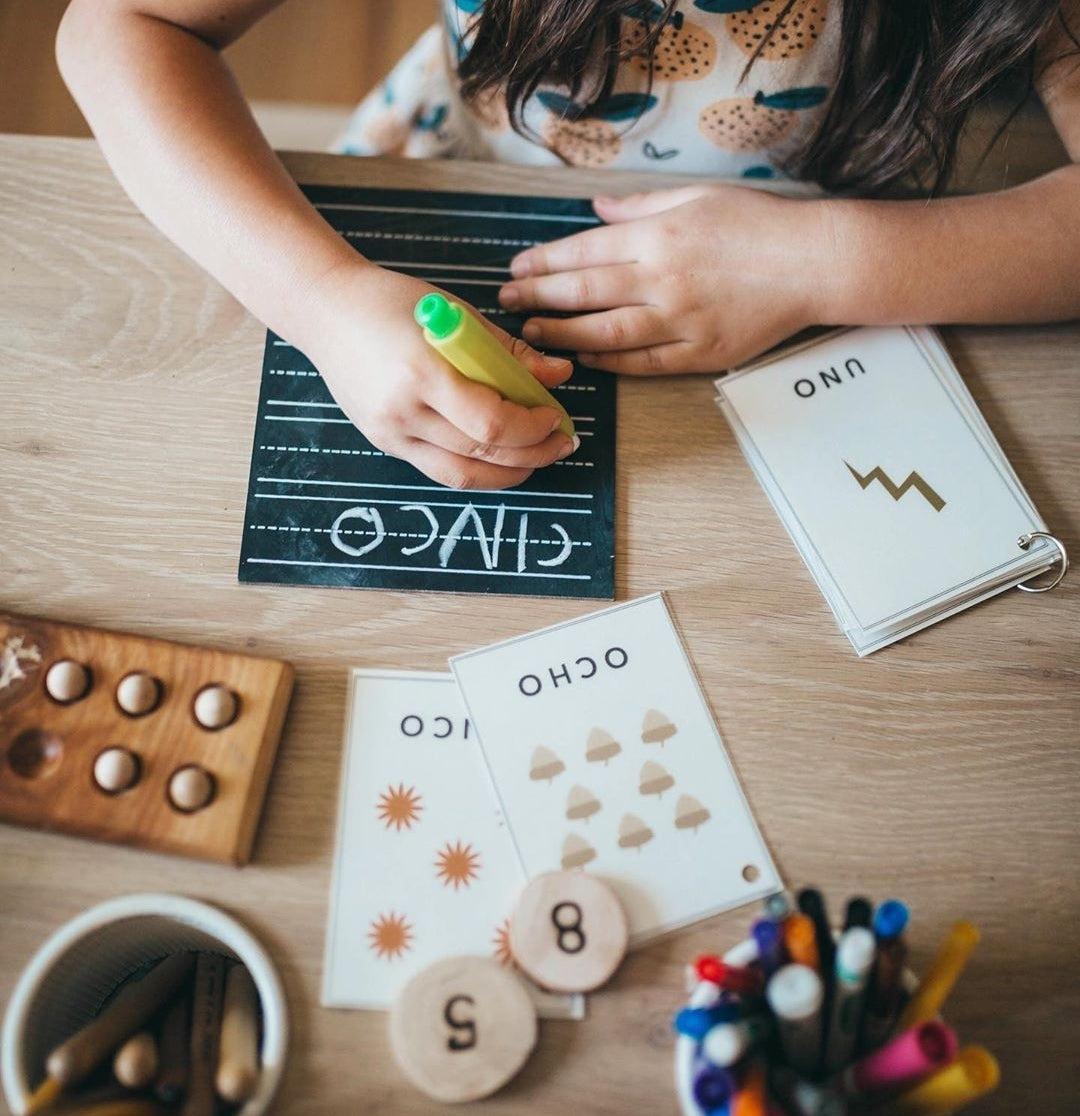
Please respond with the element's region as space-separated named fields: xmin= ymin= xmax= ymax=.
xmin=1 ymin=134 xmax=1077 ymax=1115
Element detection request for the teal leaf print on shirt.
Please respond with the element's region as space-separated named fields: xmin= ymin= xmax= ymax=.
xmin=537 ymin=91 xmax=658 ymax=123
xmin=754 ymin=86 xmax=828 ymax=110
xmin=742 ymin=164 xmax=775 ymax=178
xmin=453 ymin=0 xmax=484 ymax=10
xmin=693 ymin=0 xmax=760 ymax=10
xmin=416 ymin=104 xmax=449 ymax=131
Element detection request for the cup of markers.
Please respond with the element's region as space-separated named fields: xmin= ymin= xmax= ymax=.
xmin=673 ymin=889 xmax=1000 ymax=1116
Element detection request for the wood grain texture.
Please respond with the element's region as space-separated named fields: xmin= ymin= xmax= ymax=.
xmin=0 ymin=136 xmax=1078 ymax=1115
xmin=0 ymin=611 xmax=294 ymax=865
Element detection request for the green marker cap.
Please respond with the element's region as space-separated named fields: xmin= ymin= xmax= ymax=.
xmin=414 ymin=292 xmax=462 ymax=339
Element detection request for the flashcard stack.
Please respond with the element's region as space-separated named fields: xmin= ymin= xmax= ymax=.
xmin=714 ymin=326 xmax=1064 ymax=654
xmin=0 ymin=611 xmax=294 ymax=864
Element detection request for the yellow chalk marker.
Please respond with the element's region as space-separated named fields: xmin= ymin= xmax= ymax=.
xmin=897 ymin=921 xmax=980 ymax=1031
xmin=880 ymin=1045 xmax=1000 ymax=1116
xmin=414 ymin=293 xmax=577 ymax=445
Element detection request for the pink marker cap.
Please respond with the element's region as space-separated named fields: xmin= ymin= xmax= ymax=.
xmin=843 ymin=1020 xmax=959 ymax=1096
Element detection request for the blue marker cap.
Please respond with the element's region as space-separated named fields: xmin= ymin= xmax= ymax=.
xmin=751 ymin=919 xmax=783 ymax=974
xmin=874 ymin=899 xmax=910 ymax=939
xmin=673 ymin=1002 xmax=743 ymax=1040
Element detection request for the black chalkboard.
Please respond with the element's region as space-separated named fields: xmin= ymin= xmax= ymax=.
xmin=238 ymin=186 xmax=615 ymax=599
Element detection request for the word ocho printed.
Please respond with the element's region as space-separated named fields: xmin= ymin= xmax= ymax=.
xmin=518 ymin=646 xmax=629 ymax=697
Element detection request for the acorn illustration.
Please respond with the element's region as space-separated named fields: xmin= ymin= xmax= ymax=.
xmin=639 ymin=761 xmax=675 ymax=799
xmin=617 ymin=813 xmax=655 ymax=851
xmin=561 ymin=833 xmax=598 ymax=870
xmin=675 ymin=794 xmax=711 ymax=833
xmin=585 ymin=727 xmax=622 ymax=766
xmin=622 ymin=2 xmax=717 ymax=81
xmin=566 ymin=785 xmax=602 ymax=823
xmin=529 ymin=745 xmax=565 ymax=784
xmin=641 ymin=708 xmax=677 ymax=746
xmin=538 ymin=91 xmax=656 ymax=167
xmin=698 ymin=87 xmax=827 ymax=152
xmin=719 ymin=0 xmax=829 ymax=61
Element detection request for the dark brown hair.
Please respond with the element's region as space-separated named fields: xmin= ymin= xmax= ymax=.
xmin=457 ymin=0 xmax=1073 ymax=195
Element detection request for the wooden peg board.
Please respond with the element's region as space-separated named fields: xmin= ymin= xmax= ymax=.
xmin=0 ymin=611 xmax=294 ymax=864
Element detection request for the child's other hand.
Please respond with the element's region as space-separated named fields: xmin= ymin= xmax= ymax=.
xmin=301 ymin=265 xmax=575 ymax=489
xmin=498 ymin=184 xmax=830 ymax=375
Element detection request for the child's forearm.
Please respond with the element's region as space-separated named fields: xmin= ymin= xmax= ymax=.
xmin=818 ymin=165 xmax=1080 ymax=328
xmin=56 ymin=2 xmax=365 ymax=351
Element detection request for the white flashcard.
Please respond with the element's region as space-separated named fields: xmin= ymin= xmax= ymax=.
xmin=450 ymin=595 xmax=780 ymax=943
xmin=322 ymin=669 xmax=582 ymax=1018
xmin=716 ymin=327 xmax=1047 ymax=637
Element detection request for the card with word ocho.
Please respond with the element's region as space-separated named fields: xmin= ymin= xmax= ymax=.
xmin=450 ymin=595 xmax=780 ymax=943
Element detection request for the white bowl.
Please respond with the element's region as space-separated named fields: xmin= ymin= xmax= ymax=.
xmin=1 ymin=893 xmax=288 ymax=1116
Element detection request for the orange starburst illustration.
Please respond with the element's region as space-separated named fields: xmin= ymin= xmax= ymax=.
xmin=367 ymin=912 xmax=414 ymax=960
xmin=434 ymin=840 xmax=481 ymax=890
xmin=376 ymin=782 xmax=423 ymax=831
xmin=492 ymin=918 xmax=513 ymax=966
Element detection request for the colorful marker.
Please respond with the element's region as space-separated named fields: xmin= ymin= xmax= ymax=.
xmin=703 ymin=1017 xmax=772 ymax=1067
xmin=861 ymin=900 xmax=909 ymax=1053
xmin=896 ymin=921 xmax=979 ymax=1032
xmin=842 ymin=897 xmax=872 ymax=931
xmin=675 ymin=1001 xmax=747 ymax=1040
xmin=879 ymin=1045 xmax=1000 ymax=1116
xmin=824 ymin=926 xmax=876 ymax=1073
xmin=763 ymin=893 xmax=793 ymax=922
xmin=840 ymin=1020 xmax=958 ymax=1098
xmin=694 ymin=955 xmax=765 ymax=997
xmin=751 ymin=919 xmax=786 ymax=977
xmin=693 ymin=1059 xmax=738 ymax=1112
xmin=782 ymin=913 xmax=820 ymax=972
xmin=414 ymin=293 xmax=577 ymax=443
xmin=766 ymin=964 xmax=824 ymax=1078
xmin=770 ymin=1065 xmax=848 ymax=1116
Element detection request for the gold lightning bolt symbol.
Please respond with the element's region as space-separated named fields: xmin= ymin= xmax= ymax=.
xmin=845 ymin=463 xmax=946 ymax=512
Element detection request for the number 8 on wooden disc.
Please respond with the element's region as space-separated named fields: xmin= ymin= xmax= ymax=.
xmin=389 ymin=956 xmax=537 ymax=1103
xmin=509 ymin=870 xmax=629 ymax=993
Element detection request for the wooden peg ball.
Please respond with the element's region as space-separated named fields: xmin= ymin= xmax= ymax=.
xmin=193 ymin=684 xmax=239 ymax=730
xmin=44 ymin=659 xmax=91 ymax=703
xmin=509 ymin=870 xmax=629 ymax=993
xmin=93 ymin=747 xmax=141 ymax=794
xmin=168 ymin=764 xmax=216 ymax=813
xmin=389 ymin=955 xmax=537 ymax=1104
xmin=116 ymin=671 xmax=162 ymax=716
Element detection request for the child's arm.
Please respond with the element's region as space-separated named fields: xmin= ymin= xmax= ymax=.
xmin=56 ymin=0 xmax=576 ymax=488
xmin=499 ymin=7 xmax=1080 ymax=375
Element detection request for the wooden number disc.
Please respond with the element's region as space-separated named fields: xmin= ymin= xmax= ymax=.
xmin=389 ymin=955 xmax=537 ymax=1103
xmin=509 ymin=870 xmax=629 ymax=993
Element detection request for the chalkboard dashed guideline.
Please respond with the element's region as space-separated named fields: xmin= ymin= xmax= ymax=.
xmin=238 ymin=186 xmax=615 ymax=599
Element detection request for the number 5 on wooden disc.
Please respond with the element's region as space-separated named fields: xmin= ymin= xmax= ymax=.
xmin=509 ymin=870 xmax=629 ymax=993
xmin=389 ymin=956 xmax=537 ymax=1103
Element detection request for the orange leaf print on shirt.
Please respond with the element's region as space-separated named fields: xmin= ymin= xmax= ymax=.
xmin=721 ymin=0 xmax=828 ymax=61
xmin=698 ymin=86 xmax=827 ymax=151
xmin=622 ymin=3 xmax=717 ymax=81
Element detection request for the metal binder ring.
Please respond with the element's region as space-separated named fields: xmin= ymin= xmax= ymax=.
xmin=1016 ymin=532 xmax=1069 ymax=593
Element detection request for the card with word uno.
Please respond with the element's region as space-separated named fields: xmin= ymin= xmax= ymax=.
xmin=450 ymin=596 xmax=780 ymax=943
xmin=715 ymin=327 xmax=1054 ymax=654
xmin=322 ymin=670 xmax=582 ymax=1018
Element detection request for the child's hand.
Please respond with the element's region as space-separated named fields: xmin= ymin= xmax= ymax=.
xmin=498 ymin=184 xmax=831 ymax=374
xmin=300 ymin=264 xmax=576 ymax=489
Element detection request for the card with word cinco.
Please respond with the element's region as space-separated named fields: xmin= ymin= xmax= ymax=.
xmin=321 ymin=670 xmax=581 ymax=1019
xmin=239 ymin=186 xmax=615 ymax=599
xmin=450 ymin=595 xmax=780 ymax=943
